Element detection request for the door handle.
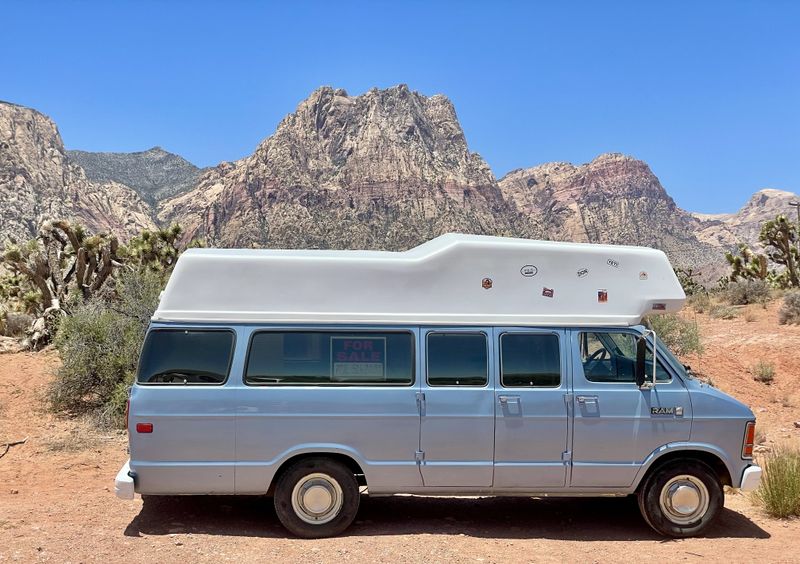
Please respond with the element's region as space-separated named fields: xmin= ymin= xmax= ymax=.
xmin=498 ymin=395 xmax=520 ymax=405
xmin=576 ymin=395 xmax=598 ymax=404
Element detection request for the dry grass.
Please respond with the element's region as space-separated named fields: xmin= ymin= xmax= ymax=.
xmin=710 ymin=305 xmax=739 ymax=320
xmin=751 ymin=360 xmax=776 ymax=385
xmin=43 ymin=434 xmax=100 ymax=453
xmin=688 ymin=292 xmax=711 ymax=313
xmin=754 ymin=445 xmax=800 ymax=518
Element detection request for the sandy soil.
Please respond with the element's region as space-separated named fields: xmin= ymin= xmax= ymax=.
xmin=1 ymin=304 xmax=799 ymax=563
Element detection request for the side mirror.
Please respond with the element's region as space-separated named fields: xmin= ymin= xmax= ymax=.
xmin=635 ymin=336 xmax=647 ymax=387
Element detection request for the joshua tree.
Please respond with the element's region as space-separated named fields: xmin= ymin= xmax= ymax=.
xmin=0 ymin=220 xmax=122 ymax=347
xmin=725 ymin=244 xmax=769 ymax=282
xmin=759 ymin=214 xmax=799 ymax=287
xmin=124 ymin=224 xmax=203 ymax=272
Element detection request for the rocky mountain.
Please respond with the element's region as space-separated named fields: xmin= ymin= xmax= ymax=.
xmin=1 ymin=87 xmax=795 ymax=281
xmin=0 ymin=101 xmax=156 ymax=244
xmin=158 ymin=85 xmax=536 ymax=249
xmin=67 ymin=147 xmax=202 ymax=204
xmin=693 ymin=188 xmax=800 ymax=249
xmin=498 ymin=154 xmax=722 ymax=271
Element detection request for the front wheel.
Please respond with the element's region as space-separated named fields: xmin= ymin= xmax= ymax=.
xmin=273 ymin=457 xmax=360 ymax=538
xmin=637 ymin=460 xmax=723 ymax=537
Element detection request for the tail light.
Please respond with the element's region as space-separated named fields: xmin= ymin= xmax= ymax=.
xmin=136 ymin=423 xmax=154 ymax=434
xmin=742 ymin=421 xmax=756 ymax=459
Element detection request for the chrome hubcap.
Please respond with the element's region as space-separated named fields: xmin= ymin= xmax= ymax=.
xmin=659 ymin=475 xmax=709 ymax=525
xmin=291 ymin=473 xmax=344 ymax=525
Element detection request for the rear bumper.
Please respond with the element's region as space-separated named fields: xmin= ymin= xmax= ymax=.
xmin=115 ymin=459 xmax=136 ymax=500
xmin=739 ymin=464 xmax=762 ymax=492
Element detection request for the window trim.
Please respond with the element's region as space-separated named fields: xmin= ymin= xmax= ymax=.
xmin=577 ymin=329 xmax=674 ymax=385
xmin=243 ymin=329 xmax=417 ymax=387
xmin=135 ymin=327 xmax=237 ymax=386
xmin=425 ymin=330 xmax=490 ymax=388
xmin=499 ymin=331 xmax=562 ymax=389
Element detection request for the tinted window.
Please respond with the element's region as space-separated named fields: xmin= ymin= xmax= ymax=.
xmin=427 ymin=333 xmax=487 ymax=386
xmin=580 ymin=331 xmax=670 ymax=383
xmin=137 ymin=330 xmax=234 ymax=384
xmin=501 ymin=333 xmax=561 ymax=387
xmin=246 ymin=332 xmax=414 ymax=385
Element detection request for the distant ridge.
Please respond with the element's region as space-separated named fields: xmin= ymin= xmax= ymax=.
xmin=67 ymin=146 xmax=203 ymax=204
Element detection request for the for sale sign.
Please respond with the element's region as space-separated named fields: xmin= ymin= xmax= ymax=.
xmin=331 ymin=336 xmax=386 ymax=381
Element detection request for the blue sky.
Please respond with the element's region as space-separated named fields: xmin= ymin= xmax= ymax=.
xmin=3 ymin=1 xmax=798 ymax=213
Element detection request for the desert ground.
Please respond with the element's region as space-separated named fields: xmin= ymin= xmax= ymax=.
xmin=1 ymin=303 xmax=799 ymax=563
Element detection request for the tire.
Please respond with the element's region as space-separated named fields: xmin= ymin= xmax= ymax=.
xmin=637 ymin=459 xmax=723 ymax=538
xmin=273 ymin=457 xmax=360 ymax=538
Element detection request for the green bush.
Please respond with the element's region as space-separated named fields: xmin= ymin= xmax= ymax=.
xmin=645 ymin=314 xmax=703 ymax=356
xmin=751 ymin=360 xmax=776 ymax=384
xmin=754 ymin=445 xmax=800 ymax=518
xmin=778 ymin=291 xmax=800 ymax=325
xmin=48 ymin=268 xmax=163 ymax=427
xmin=726 ymin=279 xmax=771 ymax=305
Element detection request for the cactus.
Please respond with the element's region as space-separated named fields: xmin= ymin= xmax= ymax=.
xmin=123 ymin=224 xmax=204 ymax=272
xmin=674 ymin=267 xmax=706 ymax=296
xmin=725 ymin=244 xmax=769 ymax=282
xmin=0 ymin=220 xmax=122 ymax=347
xmin=759 ymin=215 xmax=799 ymax=288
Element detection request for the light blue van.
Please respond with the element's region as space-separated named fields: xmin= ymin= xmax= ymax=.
xmin=115 ymin=235 xmax=761 ymax=538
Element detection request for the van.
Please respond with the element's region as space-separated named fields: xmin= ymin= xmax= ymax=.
xmin=115 ymin=234 xmax=762 ymax=538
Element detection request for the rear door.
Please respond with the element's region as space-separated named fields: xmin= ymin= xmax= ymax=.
xmin=492 ymin=328 xmax=570 ymax=488
xmin=128 ymin=326 xmax=239 ymax=494
xmin=418 ymin=329 xmax=495 ymax=487
xmin=569 ymin=329 xmax=692 ymax=488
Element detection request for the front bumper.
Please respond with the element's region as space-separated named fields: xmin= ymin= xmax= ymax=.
xmin=739 ymin=464 xmax=762 ymax=492
xmin=115 ymin=459 xmax=136 ymax=500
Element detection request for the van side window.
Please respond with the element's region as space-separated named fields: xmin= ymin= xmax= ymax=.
xmin=137 ymin=330 xmax=234 ymax=385
xmin=427 ymin=333 xmax=488 ymax=386
xmin=500 ymin=333 xmax=560 ymax=387
xmin=579 ymin=332 xmax=670 ymax=383
xmin=245 ymin=332 xmax=414 ymax=385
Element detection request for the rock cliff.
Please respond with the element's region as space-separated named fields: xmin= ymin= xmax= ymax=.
xmin=693 ymin=188 xmax=800 ymax=249
xmin=0 ymin=101 xmax=156 ymax=243
xmin=498 ymin=154 xmax=720 ymax=270
xmin=158 ymin=85 xmax=536 ymax=249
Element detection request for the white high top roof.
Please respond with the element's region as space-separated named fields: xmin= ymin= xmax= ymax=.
xmin=154 ymin=233 xmax=685 ymax=327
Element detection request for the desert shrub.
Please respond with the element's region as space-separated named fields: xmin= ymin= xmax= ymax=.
xmin=48 ymin=268 xmax=163 ymax=426
xmin=710 ymin=305 xmax=739 ymax=320
xmin=754 ymin=445 xmax=800 ymax=518
xmin=2 ymin=312 xmax=33 ymax=336
xmin=688 ymin=292 xmax=711 ymax=314
xmin=778 ymin=292 xmax=800 ymax=325
xmin=726 ymin=279 xmax=771 ymax=305
xmin=751 ymin=360 xmax=776 ymax=384
xmin=645 ymin=314 xmax=703 ymax=356
xmin=743 ymin=308 xmax=757 ymax=323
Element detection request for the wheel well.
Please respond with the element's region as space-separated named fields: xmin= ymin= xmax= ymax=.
xmin=639 ymin=450 xmax=732 ymax=489
xmin=267 ymin=452 xmax=367 ymax=495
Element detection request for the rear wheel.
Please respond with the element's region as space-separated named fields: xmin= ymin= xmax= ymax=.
xmin=637 ymin=459 xmax=723 ymax=537
xmin=274 ymin=457 xmax=360 ymax=538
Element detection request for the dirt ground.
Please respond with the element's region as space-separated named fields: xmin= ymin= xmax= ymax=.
xmin=1 ymin=303 xmax=799 ymax=563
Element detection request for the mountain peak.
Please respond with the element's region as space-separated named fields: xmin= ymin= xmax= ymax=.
xmin=66 ymin=147 xmax=201 ymax=204
xmin=158 ymin=85 xmax=521 ymax=248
